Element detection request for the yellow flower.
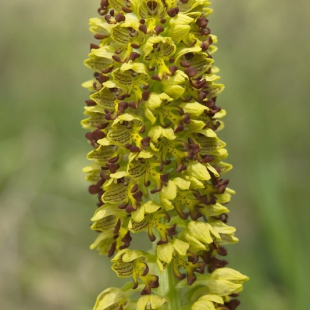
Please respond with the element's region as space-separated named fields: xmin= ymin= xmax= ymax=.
xmin=112 ymin=249 xmax=159 ymax=295
xmin=137 ymin=294 xmax=167 ymax=310
xmin=83 ymin=0 xmax=249 ymax=309
xmin=93 ymin=287 xmax=127 ymax=310
xmin=156 ymin=238 xmax=189 ymax=271
xmin=191 ymin=294 xmax=223 ymax=310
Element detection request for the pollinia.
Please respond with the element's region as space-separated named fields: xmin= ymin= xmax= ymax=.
xmin=82 ymin=0 xmax=248 ymax=309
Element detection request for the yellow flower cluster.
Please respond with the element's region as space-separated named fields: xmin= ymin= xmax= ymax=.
xmin=82 ymin=0 xmax=248 ymax=309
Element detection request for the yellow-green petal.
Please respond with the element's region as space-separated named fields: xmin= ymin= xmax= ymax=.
xmin=137 ymin=295 xmax=167 ymax=310
xmin=93 ymin=287 xmax=127 ymax=310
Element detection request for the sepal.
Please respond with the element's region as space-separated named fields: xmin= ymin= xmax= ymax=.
xmin=93 ymin=287 xmax=128 ymax=310
xmin=136 ymin=294 xmax=167 ymax=310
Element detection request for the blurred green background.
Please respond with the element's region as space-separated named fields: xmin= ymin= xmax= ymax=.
xmin=0 ymin=0 xmax=309 ymax=309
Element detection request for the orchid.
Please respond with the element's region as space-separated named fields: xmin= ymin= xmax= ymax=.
xmin=82 ymin=0 xmax=248 ymax=309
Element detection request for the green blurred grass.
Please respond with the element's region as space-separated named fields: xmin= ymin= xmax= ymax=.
xmin=0 ymin=0 xmax=309 ymax=309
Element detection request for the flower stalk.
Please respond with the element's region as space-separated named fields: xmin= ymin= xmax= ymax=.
xmin=82 ymin=0 xmax=248 ymax=309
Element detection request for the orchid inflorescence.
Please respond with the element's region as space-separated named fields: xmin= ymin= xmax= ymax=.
xmin=82 ymin=0 xmax=248 ymax=309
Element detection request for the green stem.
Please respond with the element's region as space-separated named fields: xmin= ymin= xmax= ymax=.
xmin=167 ymin=264 xmax=181 ymax=310
xmin=151 ymin=193 xmax=181 ymax=309
xmin=157 ymin=264 xmax=181 ymax=310
xmin=153 ymin=250 xmax=181 ymax=310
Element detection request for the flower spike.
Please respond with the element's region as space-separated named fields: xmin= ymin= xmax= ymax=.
xmin=82 ymin=0 xmax=248 ymax=309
